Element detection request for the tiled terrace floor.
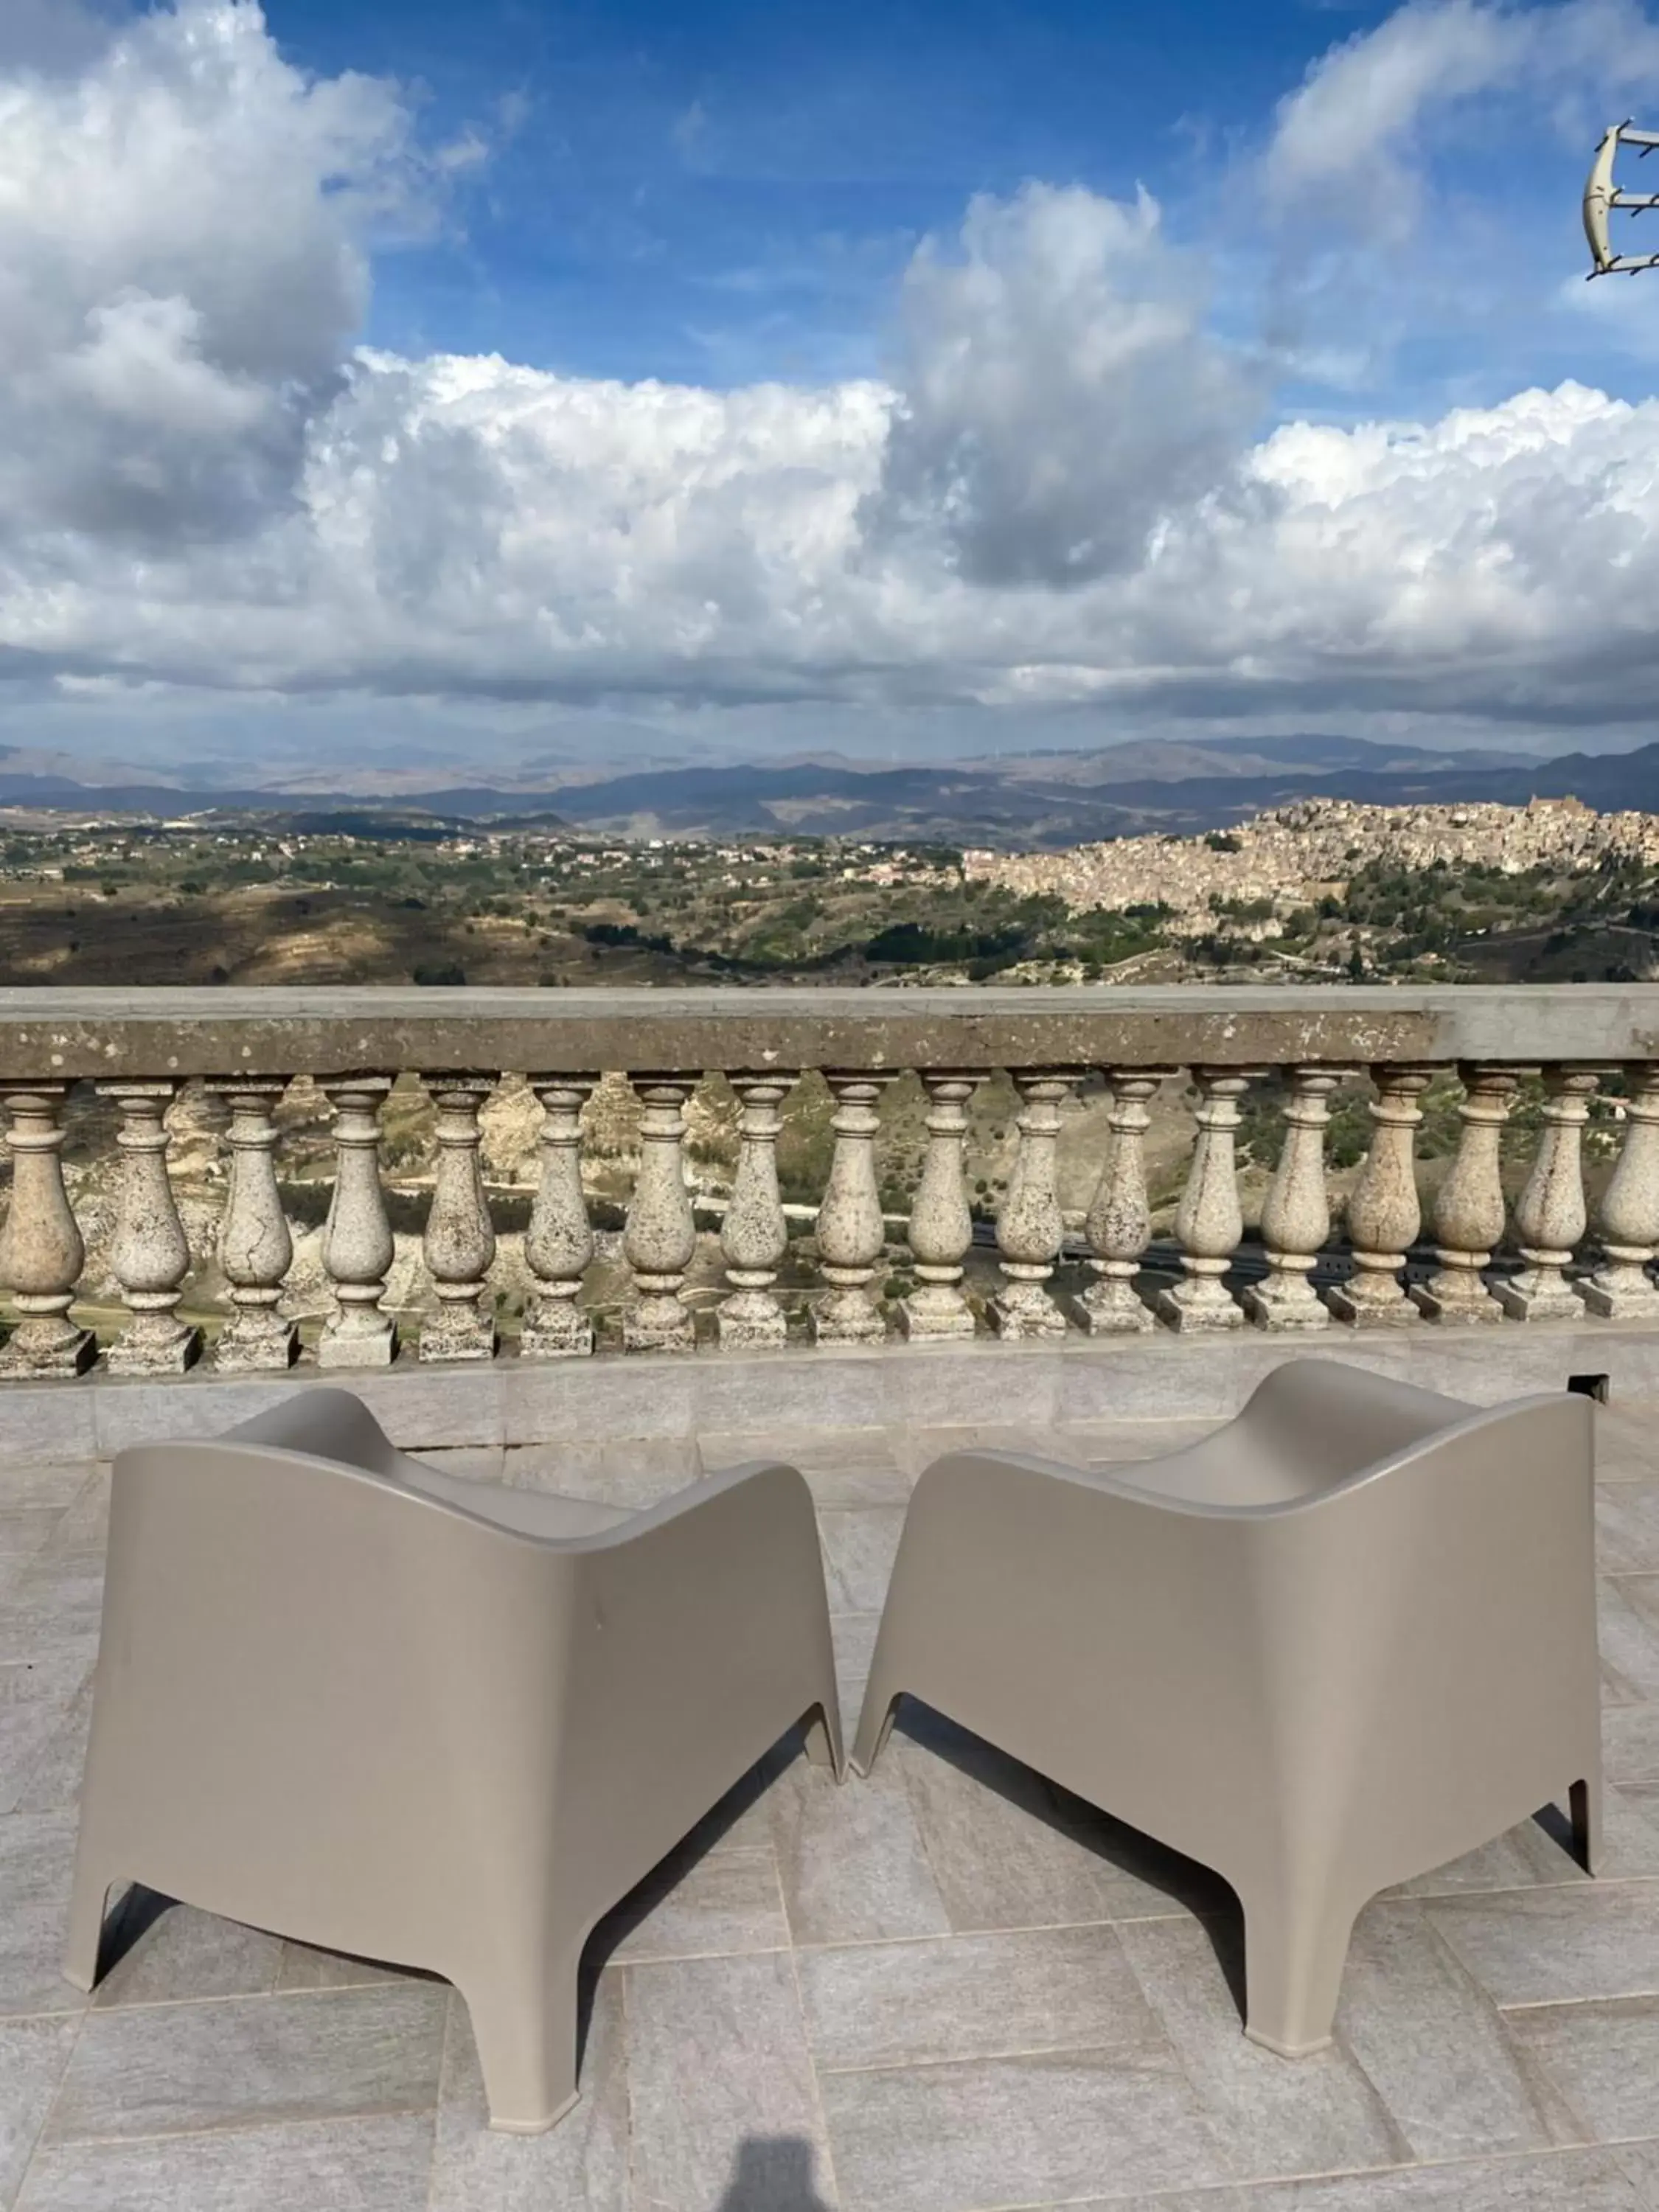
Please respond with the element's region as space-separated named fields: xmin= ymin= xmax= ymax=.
xmin=6 ymin=1403 xmax=1659 ymax=2210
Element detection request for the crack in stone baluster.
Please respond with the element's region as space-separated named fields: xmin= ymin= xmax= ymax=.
xmin=521 ymin=1074 xmax=598 ymax=1357
xmin=719 ymin=1072 xmax=795 ymax=1349
xmin=1071 ymin=1068 xmax=1172 ymax=1335
xmin=420 ymin=1072 xmax=498 ymax=1362
xmin=902 ymin=1071 xmax=986 ymax=1341
xmin=1495 ymin=1067 xmax=1601 ymax=1321
xmin=97 ymin=1080 xmax=201 ymax=1375
xmin=1582 ymin=1064 xmax=1659 ymax=1320
xmin=0 ymin=1083 xmax=94 ymax=1377
xmin=1154 ymin=1067 xmax=1259 ymax=1332
xmin=623 ymin=1074 xmax=699 ymax=1353
xmin=1243 ymin=1066 xmax=1343 ymax=1331
xmin=992 ymin=1068 xmax=1083 ymax=1340
xmin=318 ymin=1074 xmax=398 ymax=1368
xmin=1411 ymin=1064 xmax=1520 ymax=1324
xmin=813 ymin=1072 xmax=896 ymax=1345
xmin=1327 ymin=1064 xmax=1433 ymax=1328
xmin=207 ymin=1078 xmax=297 ymax=1371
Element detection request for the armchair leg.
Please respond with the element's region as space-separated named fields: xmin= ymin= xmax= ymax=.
xmin=63 ymin=1854 xmax=119 ymax=1992
xmin=803 ymin=1700 xmax=845 ymax=1778
xmin=1238 ymin=1877 xmax=1360 ymax=2059
xmin=462 ymin=1941 xmax=583 ymax=2134
xmin=1571 ymin=1775 xmax=1602 ymax=1877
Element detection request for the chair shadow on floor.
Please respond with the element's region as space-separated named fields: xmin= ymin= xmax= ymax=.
xmin=888 ymin=1696 xmax=1255 ymax=2017
xmin=716 ymin=2136 xmax=835 ymax=2212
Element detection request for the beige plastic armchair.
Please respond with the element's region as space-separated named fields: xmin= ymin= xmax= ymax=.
xmin=854 ymin=1360 xmax=1599 ymax=2057
xmin=66 ymin=1388 xmax=842 ymax=2132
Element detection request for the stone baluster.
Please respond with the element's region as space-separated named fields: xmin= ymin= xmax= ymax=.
xmin=1582 ymin=1065 xmax=1659 ymax=1319
xmin=319 ymin=1074 xmax=398 ymax=1368
xmin=1495 ymin=1068 xmax=1601 ymax=1320
xmin=208 ymin=1078 xmax=298 ymax=1371
xmin=1327 ymin=1065 xmax=1433 ymax=1327
xmin=813 ymin=1072 xmax=896 ymax=1343
xmin=97 ymin=1081 xmax=201 ymax=1374
xmin=1155 ymin=1068 xmax=1258 ymax=1332
xmin=623 ymin=1074 xmax=699 ymax=1352
xmin=0 ymin=1083 xmax=94 ymax=1377
xmin=1243 ymin=1066 xmax=1342 ymax=1331
xmin=992 ymin=1068 xmax=1083 ymax=1339
xmin=719 ymin=1072 xmax=795 ymax=1349
xmin=1411 ymin=1065 xmax=1520 ymax=1324
xmin=902 ymin=1071 xmax=985 ymax=1340
xmin=1072 ymin=1068 xmax=1172 ymax=1335
xmin=521 ymin=1075 xmax=598 ymax=1357
xmin=420 ymin=1074 xmax=498 ymax=1362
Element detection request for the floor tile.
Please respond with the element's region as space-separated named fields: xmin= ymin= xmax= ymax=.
xmin=90 ymin=1899 xmax=283 ymax=2009
xmin=0 ymin=1514 xmax=60 ymax=1566
xmin=0 ymin=1554 xmax=103 ymax=1671
xmin=1116 ymin=1914 xmax=1402 ymax=2182
xmin=272 ymin=1942 xmax=417 ymax=1992
xmin=818 ymin=1509 xmax=905 ymax=1615
xmin=769 ymin=1754 xmax=949 ymax=1948
xmin=800 ymin=1922 xmax=1158 ymax=2072
xmin=607 ymin=1848 xmax=789 ymax=1965
xmin=698 ymin=1427 xmax=910 ymax=1506
xmin=1506 ymin=1995 xmax=1659 ymax=2146
xmin=1335 ymin=1903 xmax=1575 ymax=2160
xmin=500 ymin=1437 xmax=698 ymax=1509
xmin=1109 ymin=2148 xmax=1654 ymax=2210
xmin=45 ymin=1983 xmax=448 ymax=2143
xmin=1391 ymin=1813 xmax=1590 ymax=1899
xmin=1426 ymin=1885 xmax=1659 ymax=2009
xmin=1605 ymin=1705 xmax=1659 ymax=1786
xmin=622 ymin=1952 xmax=833 ymax=2212
xmin=820 ymin=2043 xmax=1229 ymax=2212
xmin=0 ymin=1659 xmax=93 ymax=1822
xmin=15 ymin=2112 xmax=436 ymax=2212
xmin=1601 ymin=1581 xmax=1659 ymax=1705
xmin=1599 ymin=1486 xmax=1659 ymax=1574
xmin=832 ymin=1613 xmax=880 ymax=1731
xmin=1056 ymin=1418 xmax=1222 ymax=1468
xmin=0 ymin=1464 xmax=100 ymax=1514
xmin=0 ymin=2017 xmax=78 ymax=2211
xmin=428 ymin=1983 xmax=627 ymax=2212
xmin=0 ymin=1811 xmax=84 ymax=2020
xmin=891 ymin=1710 xmax=1206 ymax=1938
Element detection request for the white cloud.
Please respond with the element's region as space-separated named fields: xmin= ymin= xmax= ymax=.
xmin=870 ymin=184 xmax=1259 ymax=586
xmin=4 ymin=0 xmax=1659 ymax=761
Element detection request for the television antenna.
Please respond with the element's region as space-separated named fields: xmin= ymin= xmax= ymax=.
xmin=1585 ymin=121 xmax=1659 ymax=275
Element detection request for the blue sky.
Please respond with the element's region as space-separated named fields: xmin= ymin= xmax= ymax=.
xmin=7 ymin=0 xmax=1659 ymax=775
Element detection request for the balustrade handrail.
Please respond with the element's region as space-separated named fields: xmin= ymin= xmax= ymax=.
xmin=2 ymin=982 xmax=1658 ymax=1079
xmin=1 ymin=982 xmax=1659 ymax=1380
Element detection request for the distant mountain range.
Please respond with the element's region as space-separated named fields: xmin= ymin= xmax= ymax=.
xmin=4 ymin=731 xmax=1659 ymax=846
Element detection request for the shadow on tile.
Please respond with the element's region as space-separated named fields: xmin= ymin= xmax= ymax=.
xmin=714 ymin=2135 xmax=834 ymax=2211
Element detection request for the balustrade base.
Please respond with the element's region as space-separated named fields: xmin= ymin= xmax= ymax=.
xmin=519 ymin=1314 xmax=596 ymax=1359
xmin=990 ymin=1289 xmax=1067 ymax=1341
xmin=900 ymin=1293 xmax=976 ymax=1342
xmin=419 ymin=1316 xmax=499 ymax=1364
xmin=317 ymin=1318 xmax=399 ymax=1369
xmin=212 ymin=1318 xmax=300 ymax=1374
xmin=1493 ymin=1276 xmax=1585 ymax=1324
xmin=624 ymin=1299 xmax=696 ymax=1354
xmin=107 ymin=1322 xmax=202 ymax=1377
xmin=1154 ymin=1284 xmax=1243 ymax=1333
xmin=1070 ymin=1286 xmax=1155 ymax=1336
xmin=0 ymin=1324 xmax=97 ymax=1380
xmin=1326 ymin=1285 xmax=1417 ymax=1329
xmin=1241 ymin=1284 xmax=1329 ymax=1332
xmin=1409 ymin=1283 xmax=1506 ymax=1325
xmin=717 ymin=1296 xmax=788 ymax=1351
xmin=1580 ymin=1276 xmax=1659 ymax=1322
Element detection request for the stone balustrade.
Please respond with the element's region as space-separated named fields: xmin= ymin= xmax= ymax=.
xmin=2 ymin=984 xmax=1659 ymax=1374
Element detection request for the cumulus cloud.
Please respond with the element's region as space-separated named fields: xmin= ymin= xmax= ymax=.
xmin=869 ymin=184 xmax=1259 ymax=587
xmin=0 ymin=0 xmax=417 ymax=545
xmin=1264 ymin=0 xmax=1659 ymax=237
xmin=4 ymin=0 xmax=1659 ymax=758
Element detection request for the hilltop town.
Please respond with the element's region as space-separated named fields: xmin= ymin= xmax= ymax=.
xmin=964 ymin=796 xmax=1659 ymax=931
